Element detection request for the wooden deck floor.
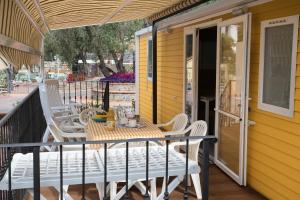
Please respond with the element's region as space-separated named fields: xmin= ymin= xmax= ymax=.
xmin=26 ymin=165 xmax=266 ymax=200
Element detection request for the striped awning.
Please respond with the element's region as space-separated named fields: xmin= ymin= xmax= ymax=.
xmin=17 ymin=0 xmax=187 ymax=33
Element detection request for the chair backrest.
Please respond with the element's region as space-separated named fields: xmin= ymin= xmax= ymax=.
xmin=79 ymin=108 xmax=98 ymax=125
xmin=188 ymin=120 xmax=207 ymax=163
xmin=39 ymin=84 xmax=52 ymax=124
xmin=44 ymin=79 xmax=64 ymax=108
xmin=171 ymin=113 xmax=188 ymax=132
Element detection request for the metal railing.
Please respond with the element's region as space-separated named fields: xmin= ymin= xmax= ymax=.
xmin=0 ymin=136 xmax=217 ymax=200
xmin=58 ymin=80 xmax=135 ymax=111
xmin=59 ymin=80 xmax=107 ymax=108
xmin=0 ymin=87 xmax=47 ymax=199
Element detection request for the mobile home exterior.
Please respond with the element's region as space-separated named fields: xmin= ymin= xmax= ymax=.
xmin=136 ymin=0 xmax=300 ymax=199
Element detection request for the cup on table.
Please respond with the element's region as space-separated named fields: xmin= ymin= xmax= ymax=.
xmin=119 ymin=117 xmax=128 ymax=125
xmin=128 ymin=119 xmax=137 ymax=128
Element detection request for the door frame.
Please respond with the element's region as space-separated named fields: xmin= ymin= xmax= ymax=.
xmin=214 ymin=13 xmax=251 ymax=186
xmin=183 ymin=19 xmax=221 ymax=122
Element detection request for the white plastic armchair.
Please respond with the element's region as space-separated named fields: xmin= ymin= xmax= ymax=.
xmin=79 ymin=108 xmax=101 ymax=126
xmin=156 ymin=113 xmax=188 ymax=136
xmin=44 ymin=79 xmax=81 ymax=116
xmin=167 ymin=120 xmax=208 ymax=199
xmin=40 ymin=84 xmax=84 ymax=151
xmin=47 ymin=119 xmax=87 ymax=152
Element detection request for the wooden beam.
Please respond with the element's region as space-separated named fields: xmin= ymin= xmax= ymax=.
xmin=0 ymin=34 xmax=42 ymax=56
xmin=98 ymin=0 xmax=134 ymax=26
xmin=32 ymin=0 xmax=50 ymax=32
xmin=14 ymin=0 xmax=45 ymax=37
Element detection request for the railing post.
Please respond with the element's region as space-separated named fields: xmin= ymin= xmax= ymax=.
xmin=202 ymin=138 xmax=210 ymax=200
xmin=33 ymin=146 xmax=40 ymax=200
xmin=183 ymin=139 xmax=189 ymax=200
xmin=7 ymin=147 xmax=12 ymax=200
xmin=144 ymin=141 xmax=150 ymax=200
xmin=59 ymin=145 xmax=63 ymax=200
xmin=82 ymin=144 xmax=86 ymax=200
xmin=103 ymin=143 xmax=108 ymax=200
xmin=164 ymin=140 xmax=169 ymax=200
xmin=124 ymin=142 xmax=129 ymax=200
xmin=75 ymin=81 xmax=77 ymax=103
xmin=96 ymin=81 xmax=99 ymax=107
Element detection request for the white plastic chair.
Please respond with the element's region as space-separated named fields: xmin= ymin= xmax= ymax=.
xmin=39 ymin=84 xmax=83 ymax=151
xmin=161 ymin=120 xmax=208 ymax=199
xmin=79 ymin=108 xmax=100 ymax=126
xmin=156 ymin=113 xmax=188 ymax=136
xmin=44 ymin=79 xmax=81 ymax=116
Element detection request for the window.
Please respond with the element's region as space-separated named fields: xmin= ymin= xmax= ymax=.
xmin=258 ymin=15 xmax=299 ymax=117
xmin=147 ymin=38 xmax=153 ymax=79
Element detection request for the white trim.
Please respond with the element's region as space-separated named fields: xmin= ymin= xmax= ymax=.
xmin=257 ymin=15 xmax=299 ymax=118
xmin=14 ymin=0 xmax=44 ymax=37
xmin=135 ymin=26 xmax=152 ymax=36
xmin=134 ymin=34 xmax=140 ymax=115
xmin=183 ymin=20 xmax=220 ymax=123
xmin=183 ymin=19 xmax=222 ymax=32
xmin=243 ymin=13 xmax=252 ymax=186
xmin=214 ymin=14 xmax=251 ymax=186
xmin=157 ymin=0 xmax=272 ymax=30
xmin=182 ymin=29 xmax=195 ymax=121
xmin=147 ymin=36 xmax=153 ymax=81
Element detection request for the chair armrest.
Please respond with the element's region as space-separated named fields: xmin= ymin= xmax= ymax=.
xmin=156 ymin=120 xmax=173 ymax=128
xmin=69 ymin=102 xmax=82 ymax=107
xmin=62 ymin=125 xmax=84 ymax=130
xmin=55 ymin=114 xmax=79 ymax=121
xmin=51 ymin=105 xmax=70 ymax=110
xmin=162 ymin=131 xmax=184 ymax=136
xmin=61 ymin=132 xmax=86 ymax=138
xmin=170 ymin=139 xmax=203 ymax=149
xmin=52 ymin=110 xmax=72 ymax=116
xmin=63 ymin=144 xmax=90 ymax=151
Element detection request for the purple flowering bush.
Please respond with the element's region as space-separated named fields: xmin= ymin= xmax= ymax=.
xmin=100 ymin=72 xmax=135 ymax=83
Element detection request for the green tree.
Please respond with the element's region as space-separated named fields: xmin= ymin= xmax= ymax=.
xmin=44 ymin=20 xmax=144 ymax=75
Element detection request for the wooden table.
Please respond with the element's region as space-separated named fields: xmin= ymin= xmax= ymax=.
xmin=86 ymin=119 xmax=164 ymax=148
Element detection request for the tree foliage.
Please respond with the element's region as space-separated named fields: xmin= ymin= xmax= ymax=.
xmin=44 ymin=20 xmax=144 ymax=75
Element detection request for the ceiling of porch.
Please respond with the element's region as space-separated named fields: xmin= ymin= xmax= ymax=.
xmin=16 ymin=0 xmax=187 ymax=33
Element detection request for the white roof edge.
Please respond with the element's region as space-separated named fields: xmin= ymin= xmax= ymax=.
xmin=157 ymin=0 xmax=272 ymax=29
xmin=135 ymin=26 xmax=152 ymax=36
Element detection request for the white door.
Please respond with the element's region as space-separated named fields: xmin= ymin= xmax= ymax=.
xmin=214 ymin=14 xmax=251 ymax=185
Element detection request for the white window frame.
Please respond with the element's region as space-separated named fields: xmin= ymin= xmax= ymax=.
xmin=258 ymin=15 xmax=299 ymax=118
xmin=147 ymin=36 xmax=153 ymax=81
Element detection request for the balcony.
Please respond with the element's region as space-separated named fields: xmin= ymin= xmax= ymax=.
xmin=0 ymin=83 xmax=264 ymax=200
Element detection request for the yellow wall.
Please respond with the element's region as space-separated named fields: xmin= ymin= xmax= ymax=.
xmin=157 ymin=28 xmax=184 ymax=123
xmin=138 ymin=0 xmax=300 ymax=199
xmin=138 ymin=34 xmax=153 ymax=122
xmin=247 ymin=1 xmax=300 ymax=199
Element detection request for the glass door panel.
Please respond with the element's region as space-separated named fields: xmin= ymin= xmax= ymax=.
xmin=219 ymin=23 xmax=244 ymax=117
xmin=184 ymin=33 xmax=194 ymax=122
xmin=218 ymin=113 xmax=240 ymax=175
xmin=215 ymin=14 xmax=250 ymax=185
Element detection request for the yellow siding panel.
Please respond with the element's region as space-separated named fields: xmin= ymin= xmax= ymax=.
xmin=247 ymin=1 xmax=300 ymax=199
xmin=138 ymin=34 xmax=152 ymax=122
xmin=138 ymin=0 xmax=300 ymax=199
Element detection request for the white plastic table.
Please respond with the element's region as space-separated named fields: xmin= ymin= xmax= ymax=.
xmin=0 ymin=146 xmax=200 ymax=200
